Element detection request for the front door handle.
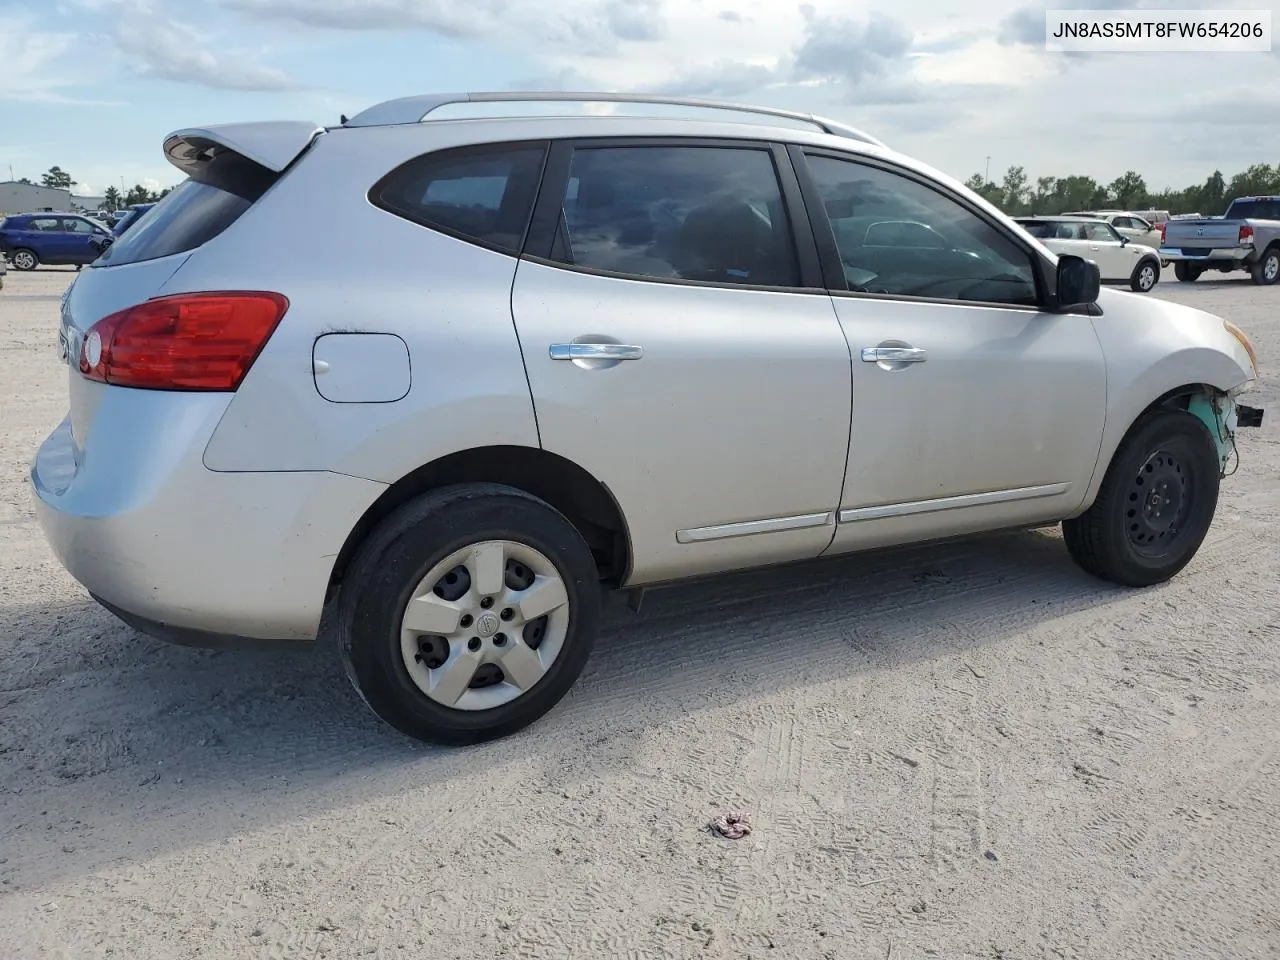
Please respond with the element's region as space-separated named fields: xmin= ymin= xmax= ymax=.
xmin=861 ymin=346 xmax=927 ymax=364
xmin=549 ymin=343 xmax=643 ymax=361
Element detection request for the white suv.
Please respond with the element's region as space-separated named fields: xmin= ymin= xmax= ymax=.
xmin=31 ymin=93 xmax=1264 ymax=744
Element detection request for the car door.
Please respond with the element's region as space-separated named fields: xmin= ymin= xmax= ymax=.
xmin=60 ymin=216 xmax=105 ymax=264
xmin=789 ymin=148 xmax=1107 ymax=553
xmin=1033 ymin=221 xmax=1089 ymax=261
xmin=510 ymin=138 xmax=853 ymax=585
xmin=23 ymin=216 xmax=63 ymax=262
xmin=1083 ymin=222 xmax=1134 ymax=279
xmin=1123 ymin=215 xmax=1161 ymax=248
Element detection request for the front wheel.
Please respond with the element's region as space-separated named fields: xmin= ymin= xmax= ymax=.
xmin=1063 ymin=409 xmax=1220 ymax=587
xmin=337 ymin=483 xmax=601 ymax=745
xmin=1130 ymin=259 xmax=1159 ymax=293
xmin=1174 ymin=262 xmax=1200 ymax=283
xmin=1250 ymin=248 xmax=1280 ymax=286
xmin=10 ymin=248 xmax=37 ymax=271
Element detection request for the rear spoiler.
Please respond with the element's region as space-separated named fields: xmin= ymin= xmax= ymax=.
xmin=163 ymin=121 xmax=323 ymax=176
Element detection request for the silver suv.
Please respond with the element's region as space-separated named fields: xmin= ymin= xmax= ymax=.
xmin=31 ymin=93 xmax=1264 ymax=744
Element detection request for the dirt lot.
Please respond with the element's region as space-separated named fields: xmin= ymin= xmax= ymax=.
xmin=1 ymin=266 xmax=1278 ymax=960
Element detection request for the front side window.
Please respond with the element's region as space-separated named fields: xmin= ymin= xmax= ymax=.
xmin=371 ymin=143 xmax=547 ymax=254
xmin=806 ymin=153 xmax=1039 ymax=306
xmin=64 ymin=218 xmax=98 ymax=234
xmin=1085 ymin=223 xmax=1118 ymax=243
xmin=549 ymin=145 xmax=801 ymax=288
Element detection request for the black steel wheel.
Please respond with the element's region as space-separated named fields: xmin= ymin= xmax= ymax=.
xmin=1063 ymin=408 xmax=1220 ymax=587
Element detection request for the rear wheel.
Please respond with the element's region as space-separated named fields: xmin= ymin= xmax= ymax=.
xmin=11 ymin=249 xmax=37 ymax=271
xmin=1174 ymin=262 xmax=1200 ymax=283
xmin=337 ymin=483 xmax=601 ymax=745
xmin=1250 ymin=247 xmax=1280 ymax=286
xmin=1130 ymin=259 xmax=1159 ymax=293
xmin=1063 ymin=409 xmax=1219 ymax=587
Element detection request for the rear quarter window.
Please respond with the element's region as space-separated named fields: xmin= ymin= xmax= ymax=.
xmin=370 ymin=142 xmax=548 ymax=255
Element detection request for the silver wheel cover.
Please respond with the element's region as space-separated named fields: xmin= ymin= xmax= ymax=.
xmin=399 ymin=539 xmax=570 ymax=711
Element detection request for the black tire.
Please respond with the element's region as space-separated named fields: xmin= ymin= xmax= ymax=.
xmin=337 ymin=483 xmax=601 ymax=745
xmin=1063 ymin=409 xmax=1220 ymax=587
xmin=1250 ymin=247 xmax=1280 ymax=286
xmin=1130 ymin=258 xmax=1160 ymax=293
xmin=1174 ymin=262 xmax=1200 ymax=283
xmin=10 ymin=248 xmax=38 ymax=271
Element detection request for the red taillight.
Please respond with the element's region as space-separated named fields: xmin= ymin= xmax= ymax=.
xmin=79 ymin=292 xmax=288 ymax=391
xmin=1159 ymin=221 xmax=1167 ymax=243
xmin=1239 ymin=224 xmax=1255 ymax=244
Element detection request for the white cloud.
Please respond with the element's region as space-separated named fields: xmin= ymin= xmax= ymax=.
xmin=112 ymin=2 xmax=298 ymax=90
xmin=0 ymin=20 xmax=121 ymax=104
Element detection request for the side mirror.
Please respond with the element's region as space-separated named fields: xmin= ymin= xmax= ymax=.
xmin=1055 ymin=254 xmax=1100 ymax=308
xmin=1119 ymin=236 xmax=1129 ymax=246
xmin=89 ymin=235 xmax=114 ymax=253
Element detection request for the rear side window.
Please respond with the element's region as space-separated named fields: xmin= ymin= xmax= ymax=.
xmin=371 ymin=143 xmax=548 ymax=255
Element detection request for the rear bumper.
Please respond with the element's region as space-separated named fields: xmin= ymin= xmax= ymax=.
xmin=30 ymin=403 xmax=386 ymax=643
xmin=1159 ymin=246 xmax=1253 ymax=262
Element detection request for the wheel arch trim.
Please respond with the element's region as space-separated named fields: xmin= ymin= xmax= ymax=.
xmin=326 ymin=444 xmax=634 ymax=600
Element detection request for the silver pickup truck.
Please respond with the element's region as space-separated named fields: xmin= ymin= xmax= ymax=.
xmin=1160 ymin=196 xmax=1280 ymax=285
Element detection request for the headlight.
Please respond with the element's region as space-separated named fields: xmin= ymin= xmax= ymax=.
xmin=1223 ymin=320 xmax=1259 ymax=378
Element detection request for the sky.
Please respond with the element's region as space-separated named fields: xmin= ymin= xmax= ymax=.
xmin=0 ymin=0 xmax=1278 ymax=198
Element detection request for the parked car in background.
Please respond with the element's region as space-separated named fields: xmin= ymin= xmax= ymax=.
xmin=0 ymin=254 xmax=6 ymax=290
xmin=110 ymin=203 xmax=155 ymax=236
xmin=1133 ymin=209 xmax=1170 ymax=225
xmin=1063 ymin=209 xmax=1164 ymax=252
xmin=1160 ymin=196 xmax=1280 ymax=284
xmin=0 ymin=212 xmax=111 ymax=271
xmin=1015 ymin=215 xmax=1163 ymax=292
xmin=31 ymin=91 xmax=1263 ymax=745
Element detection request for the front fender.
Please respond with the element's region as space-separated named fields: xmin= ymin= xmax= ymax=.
xmin=1081 ymin=293 xmax=1255 ymax=506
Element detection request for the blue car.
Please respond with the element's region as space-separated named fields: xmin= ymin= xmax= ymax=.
xmin=0 ymin=212 xmax=113 ymax=271
xmin=111 ymin=203 xmax=156 ymax=237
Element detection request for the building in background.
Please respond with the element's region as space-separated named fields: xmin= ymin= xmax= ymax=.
xmin=0 ymin=181 xmax=73 ymax=214
xmin=71 ymin=194 xmax=107 ymax=212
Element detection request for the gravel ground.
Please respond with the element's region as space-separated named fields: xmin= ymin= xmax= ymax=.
xmin=1 ymin=265 xmax=1278 ymax=960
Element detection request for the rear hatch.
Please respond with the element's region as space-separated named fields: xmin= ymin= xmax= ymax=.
xmin=58 ymin=121 xmax=321 ymax=455
xmin=1161 ymin=217 xmax=1242 ymax=252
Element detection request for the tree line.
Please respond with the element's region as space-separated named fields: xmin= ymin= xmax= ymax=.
xmin=13 ymin=166 xmax=171 ymax=209
xmin=962 ymin=163 xmax=1280 ymax=217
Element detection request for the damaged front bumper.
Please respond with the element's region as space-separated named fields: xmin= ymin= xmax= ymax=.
xmin=1188 ymin=390 xmax=1264 ymax=475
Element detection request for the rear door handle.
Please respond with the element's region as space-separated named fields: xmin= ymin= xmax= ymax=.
xmin=549 ymin=343 xmax=643 ymax=361
xmin=861 ymin=346 xmax=927 ymax=363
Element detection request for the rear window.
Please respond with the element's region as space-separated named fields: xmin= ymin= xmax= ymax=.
xmin=96 ymin=154 xmax=277 ymax=268
xmin=370 ymin=142 xmax=548 ymax=254
xmin=96 ymin=180 xmax=247 ymax=266
xmin=1225 ymin=198 xmax=1280 ymax=220
xmin=1017 ymin=220 xmax=1054 ymax=238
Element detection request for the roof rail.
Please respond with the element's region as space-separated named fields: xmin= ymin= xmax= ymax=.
xmin=341 ymin=91 xmax=886 ymax=148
